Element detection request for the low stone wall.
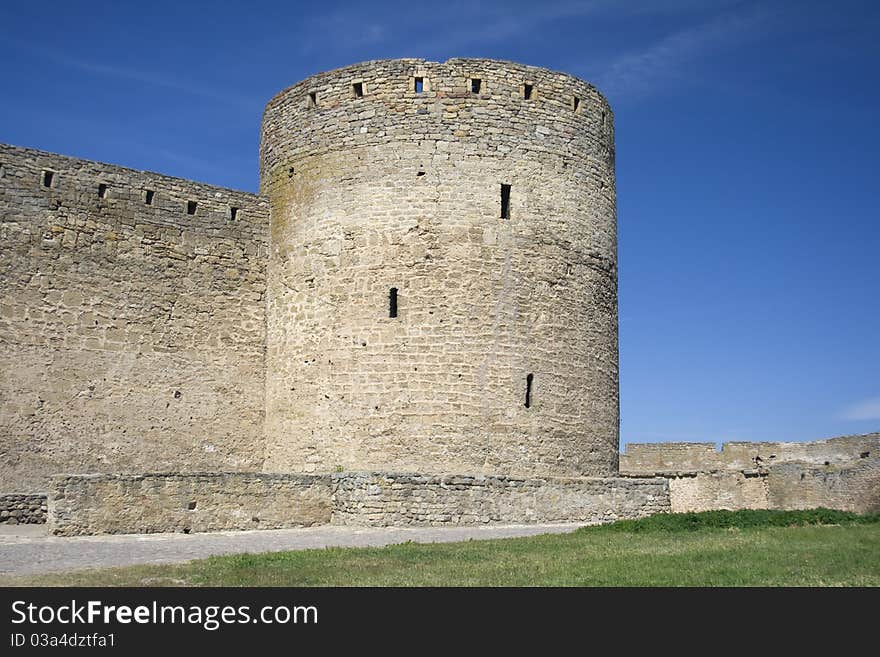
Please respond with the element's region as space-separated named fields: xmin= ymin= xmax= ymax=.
xmin=331 ymin=474 xmax=670 ymax=526
xmin=0 ymin=494 xmax=48 ymax=524
xmin=49 ymin=473 xmax=332 ymax=536
xmin=46 ymin=471 xmax=670 ymax=535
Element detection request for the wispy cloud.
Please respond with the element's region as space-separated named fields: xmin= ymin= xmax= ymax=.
xmin=840 ymin=397 xmax=880 ymax=421
xmin=4 ymin=38 xmax=260 ymax=111
xmin=593 ymin=7 xmax=774 ymax=102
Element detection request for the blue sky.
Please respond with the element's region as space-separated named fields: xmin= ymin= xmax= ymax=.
xmin=2 ymin=1 xmax=878 ymax=446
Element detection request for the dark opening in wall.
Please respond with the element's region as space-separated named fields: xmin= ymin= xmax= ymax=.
xmin=861 ymin=451 xmax=870 ymax=458
xmin=352 ymin=82 xmax=364 ymax=98
xmin=414 ymin=77 xmax=424 ymax=93
xmin=186 ymin=200 xmax=197 ymax=215
xmin=98 ymin=183 xmax=107 ymax=198
xmin=601 ymin=110 xmax=606 ymax=125
xmin=308 ymin=91 xmax=317 ymax=108
xmin=572 ymin=96 xmax=580 ymax=112
xmin=389 ymin=287 xmax=398 ymax=318
xmin=525 ymin=373 xmax=534 ymax=408
xmin=288 ymin=166 xmax=295 ymax=178
xmin=500 ymin=183 xmax=511 ymax=219
xmin=187 ymin=501 xmax=197 ymax=510
xmin=145 ymin=189 xmax=155 ymax=205
xmin=230 ymin=206 xmax=239 ymax=221
xmin=41 ymin=170 xmax=53 ymax=188
xmin=523 ymin=83 xmax=533 ymax=100
xmin=471 ymin=78 xmax=481 ymax=93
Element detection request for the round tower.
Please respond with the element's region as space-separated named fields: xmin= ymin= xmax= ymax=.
xmin=260 ymin=58 xmax=618 ymax=477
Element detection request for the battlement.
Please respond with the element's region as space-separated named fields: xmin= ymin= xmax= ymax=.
xmin=621 ymin=432 xmax=879 ymax=476
xmin=260 ymin=58 xmax=614 ymax=192
xmin=0 ymin=143 xmax=267 ymax=237
xmin=0 ymin=143 xmax=268 ymax=494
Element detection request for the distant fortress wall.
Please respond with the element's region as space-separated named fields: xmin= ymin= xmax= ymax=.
xmin=0 ymin=144 xmax=269 ymax=493
xmin=620 ymin=433 xmax=880 ymax=513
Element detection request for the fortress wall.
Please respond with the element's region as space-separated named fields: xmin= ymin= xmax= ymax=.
xmin=621 ymin=433 xmax=880 ymax=513
xmin=766 ymin=453 xmax=880 ymax=513
xmin=261 ymin=58 xmax=619 ymax=478
xmin=620 ymin=433 xmax=878 ymax=475
xmin=331 ymin=473 xmax=669 ymax=526
xmin=0 ymin=144 xmax=269 ymax=493
xmin=49 ymin=473 xmax=331 ymax=536
xmin=667 ymin=473 xmax=769 ymax=513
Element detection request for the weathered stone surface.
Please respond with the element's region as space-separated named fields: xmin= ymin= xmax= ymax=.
xmin=0 ymin=494 xmax=47 ymax=524
xmin=49 ymin=473 xmax=331 ymax=536
xmin=620 ymin=433 xmax=878 ymax=475
xmin=331 ymin=473 xmax=669 ymax=526
xmin=620 ymin=433 xmax=880 ymax=513
xmin=46 ymin=471 xmax=668 ymax=535
xmin=0 ymin=144 xmax=269 ymax=494
xmin=261 ymin=59 xmax=619 ymax=478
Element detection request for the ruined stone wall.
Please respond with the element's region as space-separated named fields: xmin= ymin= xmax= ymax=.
xmin=0 ymin=144 xmax=269 ymax=493
xmin=261 ymin=58 xmax=618 ymax=478
xmin=765 ymin=453 xmax=880 ymax=513
xmin=49 ymin=473 xmax=330 ymax=536
xmin=620 ymin=433 xmax=880 ymax=513
xmin=620 ymin=433 xmax=878 ymax=475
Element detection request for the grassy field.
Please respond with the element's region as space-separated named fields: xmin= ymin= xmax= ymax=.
xmin=4 ymin=510 xmax=879 ymax=587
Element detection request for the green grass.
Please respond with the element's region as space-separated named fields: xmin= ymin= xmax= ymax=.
xmin=3 ymin=510 xmax=879 ymax=587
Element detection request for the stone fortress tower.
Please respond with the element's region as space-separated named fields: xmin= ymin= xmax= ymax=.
xmin=260 ymin=58 xmax=619 ymax=478
xmin=7 ymin=57 xmax=868 ymax=535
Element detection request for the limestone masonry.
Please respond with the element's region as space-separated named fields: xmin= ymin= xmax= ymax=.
xmin=1 ymin=58 xmax=877 ymax=534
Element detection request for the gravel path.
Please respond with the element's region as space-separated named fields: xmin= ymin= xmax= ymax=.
xmin=0 ymin=523 xmax=582 ymax=576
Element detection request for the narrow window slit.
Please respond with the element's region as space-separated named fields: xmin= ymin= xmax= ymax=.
xmin=500 ymin=183 xmax=511 ymax=219
xmin=601 ymin=110 xmax=606 ymax=125
xmin=352 ymin=82 xmax=363 ymax=98
xmin=308 ymin=91 xmax=317 ymax=108
xmin=145 ymin=189 xmax=155 ymax=205
xmin=523 ymin=83 xmax=533 ymax=100
xmin=98 ymin=183 xmax=107 ymax=198
xmin=471 ymin=78 xmax=481 ymax=93
xmin=186 ymin=200 xmax=197 ymax=215
xmin=572 ymin=96 xmax=580 ymax=112
xmin=389 ymin=287 xmax=398 ymax=318
xmin=414 ymin=77 xmax=424 ymax=93
xmin=230 ymin=206 xmax=239 ymax=221
xmin=42 ymin=170 xmax=53 ymax=188
xmin=525 ymin=373 xmax=534 ymax=408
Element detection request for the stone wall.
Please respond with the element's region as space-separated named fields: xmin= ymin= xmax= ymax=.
xmin=667 ymin=473 xmax=769 ymax=513
xmin=0 ymin=144 xmax=269 ymax=493
xmin=47 ymin=471 xmax=668 ymax=535
xmin=621 ymin=433 xmax=878 ymax=475
xmin=765 ymin=453 xmax=880 ymax=513
xmin=49 ymin=473 xmax=331 ymax=536
xmin=331 ymin=473 xmax=669 ymax=526
xmin=261 ymin=58 xmax=619 ymax=478
xmin=620 ymin=433 xmax=880 ymax=513
xmin=0 ymin=494 xmax=47 ymax=524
